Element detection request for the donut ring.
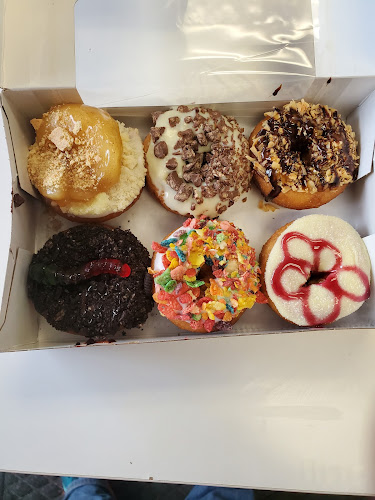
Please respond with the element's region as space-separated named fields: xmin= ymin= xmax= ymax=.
xmin=150 ymin=218 xmax=264 ymax=333
xmin=249 ymin=100 xmax=358 ymax=209
xmin=145 ymin=106 xmax=251 ymax=218
xmin=28 ymin=104 xmax=146 ymax=222
xmin=27 ymin=225 xmax=153 ymax=339
xmin=259 ymin=215 xmax=371 ymax=326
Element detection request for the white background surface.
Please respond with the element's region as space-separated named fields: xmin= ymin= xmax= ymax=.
xmin=1 ymin=330 xmax=375 ymax=495
xmin=1 ymin=0 xmax=375 ymax=495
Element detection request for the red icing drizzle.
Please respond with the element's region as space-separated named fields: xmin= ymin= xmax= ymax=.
xmin=272 ymin=232 xmax=370 ymax=325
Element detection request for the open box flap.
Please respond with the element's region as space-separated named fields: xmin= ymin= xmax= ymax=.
xmin=74 ymin=0 xmax=316 ymax=107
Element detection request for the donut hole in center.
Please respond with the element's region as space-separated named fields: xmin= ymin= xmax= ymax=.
xmin=291 ymin=134 xmax=312 ymax=165
xmin=303 ymin=271 xmax=330 ymax=287
xmin=197 ymin=263 xmax=214 ymax=296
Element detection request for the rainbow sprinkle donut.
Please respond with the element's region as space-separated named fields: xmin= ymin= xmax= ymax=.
xmin=150 ymin=218 xmax=266 ymax=333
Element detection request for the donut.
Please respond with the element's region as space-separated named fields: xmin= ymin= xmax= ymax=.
xmin=27 ymin=225 xmax=153 ymax=340
xmin=249 ymin=100 xmax=358 ymax=209
xmin=149 ymin=218 xmax=266 ymax=333
xmin=27 ymin=104 xmax=146 ymax=222
xmin=145 ymin=106 xmax=251 ymax=217
xmin=259 ymin=215 xmax=371 ymax=326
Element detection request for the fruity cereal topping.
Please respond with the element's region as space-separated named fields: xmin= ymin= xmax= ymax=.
xmin=150 ymin=218 xmax=266 ymax=332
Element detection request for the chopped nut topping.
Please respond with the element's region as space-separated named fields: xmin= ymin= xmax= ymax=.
xmin=249 ymin=99 xmax=358 ymax=194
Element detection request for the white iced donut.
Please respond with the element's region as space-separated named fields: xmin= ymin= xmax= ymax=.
xmin=145 ymin=106 xmax=251 ymax=217
xmin=259 ymin=215 xmax=371 ymax=326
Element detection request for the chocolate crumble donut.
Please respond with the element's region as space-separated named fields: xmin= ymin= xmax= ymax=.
xmin=249 ymin=100 xmax=358 ymax=209
xmin=145 ymin=106 xmax=251 ymax=217
xmin=27 ymin=225 xmax=153 ymax=340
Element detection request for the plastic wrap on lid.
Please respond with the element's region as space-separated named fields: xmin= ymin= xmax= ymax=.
xmin=75 ymin=0 xmax=315 ymax=107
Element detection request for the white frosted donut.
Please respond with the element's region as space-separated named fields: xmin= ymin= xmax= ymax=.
xmin=145 ymin=106 xmax=251 ymax=217
xmin=261 ymin=215 xmax=371 ymax=326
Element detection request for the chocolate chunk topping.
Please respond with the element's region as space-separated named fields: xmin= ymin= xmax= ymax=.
xmin=216 ymin=203 xmax=227 ymax=214
xmin=196 ymin=132 xmax=208 ymax=146
xmin=181 ymin=145 xmax=196 ymax=161
xmin=166 ymin=158 xmax=178 ymax=170
xmin=169 ymin=116 xmax=180 ymax=127
xmin=184 ymin=116 xmax=193 ymax=123
xmin=151 ymin=111 xmax=163 ymax=125
xmin=174 ymin=183 xmax=193 ymax=202
xmin=177 ymin=105 xmax=189 ymax=113
xmin=178 ymin=129 xmax=195 ymax=142
xmin=154 ymin=141 xmax=168 ymax=159
xmin=206 ymin=128 xmax=221 ymax=142
xmin=150 ymin=127 xmax=165 ymax=143
xmin=166 ymin=171 xmax=183 ymax=191
xmin=201 ymin=185 xmax=216 ymax=198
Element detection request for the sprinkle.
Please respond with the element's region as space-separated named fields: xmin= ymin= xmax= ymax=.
xmin=189 ymin=251 xmax=205 ymax=267
xmin=226 ymin=303 xmax=234 ymax=314
xmin=169 ymin=258 xmax=179 ymax=269
xmin=175 ymin=246 xmax=186 ymax=262
xmin=160 ymin=237 xmax=178 ymax=247
xmin=184 ymin=275 xmax=196 ymax=282
xmin=154 ymin=268 xmax=171 ymax=287
xmin=187 ymin=280 xmax=205 ymax=288
xmin=191 ymin=313 xmax=202 ymax=321
xmin=171 ymin=265 xmax=186 ymax=281
xmin=179 ymin=293 xmax=193 ymax=304
xmin=151 ymin=242 xmax=167 ymax=253
xmin=164 ymin=280 xmax=177 ymax=292
xmin=204 ymin=319 xmax=215 ymax=332
xmin=223 ymin=312 xmax=232 ymax=322
xmin=185 ymin=268 xmax=196 ymax=278
xmin=216 ymin=233 xmax=225 ymax=243
xmin=162 ymin=254 xmax=170 ymax=269
xmin=181 ymin=232 xmax=190 ymax=244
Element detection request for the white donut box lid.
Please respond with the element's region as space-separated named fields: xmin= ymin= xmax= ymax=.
xmin=0 ymin=0 xmax=374 ymax=352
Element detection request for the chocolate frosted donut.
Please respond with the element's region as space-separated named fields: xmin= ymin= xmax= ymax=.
xmin=249 ymin=100 xmax=358 ymax=209
xmin=145 ymin=106 xmax=251 ymax=217
xmin=27 ymin=225 xmax=153 ymax=339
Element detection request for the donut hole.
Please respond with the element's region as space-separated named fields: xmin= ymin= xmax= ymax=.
xmin=303 ymin=270 xmax=330 ymax=287
xmin=197 ymin=263 xmax=214 ymax=295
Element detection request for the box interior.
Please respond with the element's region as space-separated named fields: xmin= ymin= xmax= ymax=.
xmin=0 ymin=0 xmax=374 ymax=352
xmin=1 ymin=80 xmax=375 ymax=352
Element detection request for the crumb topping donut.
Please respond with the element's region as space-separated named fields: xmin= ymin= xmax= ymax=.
xmin=259 ymin=215 xmax=371 ymax=326
xmin=150 ymin=218 xmax=266 ymax=333
xmin=28 ymin=104 xmax=146 ymax=221
xmin=27 ymin=225 xmax=153 ymax=339
xmin=145 ymin=106 xmax=251 ymax=217
xmin=249 ymin=100 xmax=358 ymax=209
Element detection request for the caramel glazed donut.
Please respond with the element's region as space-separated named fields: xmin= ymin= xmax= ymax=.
xmin=259 ymin=215 xmax=371 ymax=327
xmin=145 ymin=105 xmax=251 ymax=217
xmin=249 ymin=100 xmax=359 ymax=209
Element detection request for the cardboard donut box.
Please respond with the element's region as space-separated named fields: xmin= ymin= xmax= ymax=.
xmin=0 ymin=0 xmax=374 ymax=352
